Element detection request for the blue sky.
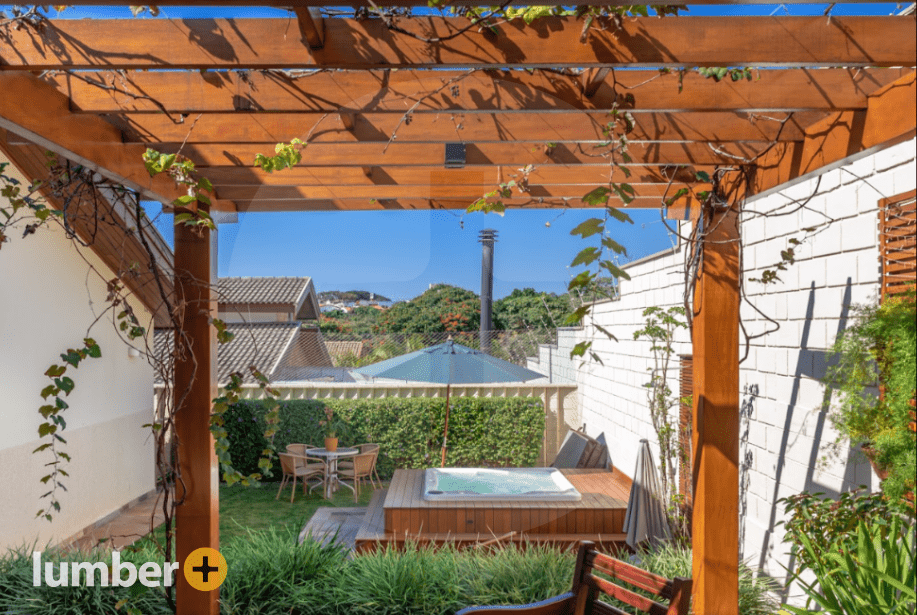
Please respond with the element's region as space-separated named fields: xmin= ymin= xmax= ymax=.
xmin=12 ymin=3 xmax=903 ymax=300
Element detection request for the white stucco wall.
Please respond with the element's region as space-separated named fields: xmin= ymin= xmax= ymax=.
xmin=0 ymin=154 xmax=156 ymax=550
xmin=537 ymin=138 xmax=916 ymax=596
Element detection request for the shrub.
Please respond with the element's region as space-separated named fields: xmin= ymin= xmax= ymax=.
xmin=624 ymin=542 xmax=778 ymax=615
xmin=220 ymin=525 xmax=347 ymax=615
xmin=780 ymin=516 xmax=916 ymax=615
xmin=0 ymin=542 xmax=172 ymax=615
xmin=458 ymin=543 xmax=574 ymax=607
xmin=779 ymin=489 xmax=898 ymax=571
xmin=224 ymin=397 xmax=545 ymax=480
xmin=824 ymin=291 xmax=916 ymax=503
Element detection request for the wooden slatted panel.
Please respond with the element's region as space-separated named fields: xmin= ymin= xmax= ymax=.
xmin=588 ymin=552 xmax=675 ymax=599
xmin=588 ymin=575 xmax=669 ymax=615
xmin=678 ymin=354 xmax=693 ymax=535
xmin=879 ymin=192 xmax=917 ymax=298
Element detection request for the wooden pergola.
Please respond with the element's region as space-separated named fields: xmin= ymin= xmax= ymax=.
xmin=1 ymin=4 xmax=914 ymax=614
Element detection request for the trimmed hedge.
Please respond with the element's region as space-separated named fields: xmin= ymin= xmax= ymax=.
xmin=224 ymin=397 xmax=545 ymax=480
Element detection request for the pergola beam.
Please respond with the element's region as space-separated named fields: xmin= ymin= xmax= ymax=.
xmin=294 ymin=7 xmax=325 ymax=50
xmin=48 ymin=69 xmax=907 ymax=114
xmin=212 ymin=181 xmax=706 ymax=201
xmin=2 ymin=17 xmax=913 ymax=70
xmin=201 ymin=164 xmax=711 ymax=187
xmin=143 ymin=141 xmax=784 ymax=168
xmin=0 ymin=73 xmax=195 ymax=206
xmin=753 ymin=72 xmax=916 ymax=195
xmin=214 ymin=195 xmax=695 ymax=212
xmin=17 ymin=0 xmax=898 ymax=5
xmin=110 ymin=111 xmax=818 ymax=144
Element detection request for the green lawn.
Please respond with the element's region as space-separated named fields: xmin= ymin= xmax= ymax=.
xmin=137 ymin=481 xmax=379 ymax=550
xmin=219 ymin=480 xmax=377 ymax=544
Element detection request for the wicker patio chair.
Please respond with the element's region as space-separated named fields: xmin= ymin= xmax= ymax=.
xmin=286 ymin=443 xmax=327 ymax=487
xmin=276 ymin=452 xmax=325 ymax=503
xmin=337 ymin=450 xmax=377 ymax=503
xmin=285 ymin=443 xmax=316 ymax=455
xmin=338 ymin=443 xmax=381 ymax=488
xmin=456 ymin=541 xmax=691 ymax=615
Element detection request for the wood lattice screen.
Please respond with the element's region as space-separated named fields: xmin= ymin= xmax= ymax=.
xmin=879 ymin=190 xmax=917 ymax=298
xmin=678 ymin=355 xmax=694 ymax=511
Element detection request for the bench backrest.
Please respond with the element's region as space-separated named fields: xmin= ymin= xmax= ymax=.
xmin=571 ymin=541 xmax=692 ymax=615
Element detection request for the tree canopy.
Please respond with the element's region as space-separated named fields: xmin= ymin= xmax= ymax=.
xmin=377 ymin=284 xmax=480 ymax=333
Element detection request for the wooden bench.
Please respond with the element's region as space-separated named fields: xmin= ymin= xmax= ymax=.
xmin=456 ymin=541 xmax=692 ymax=615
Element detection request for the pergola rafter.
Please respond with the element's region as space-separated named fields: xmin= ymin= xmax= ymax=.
xmin=47 ymin=69 xmax=908 ymax=114
xmin=1 ymin=8 xmax=915 ymax=615
xmin=2 ymin=17 xmax=913 ymax=70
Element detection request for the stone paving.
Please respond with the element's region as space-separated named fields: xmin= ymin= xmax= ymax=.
xmin=65 ymin=491 xmax=166 ymax=552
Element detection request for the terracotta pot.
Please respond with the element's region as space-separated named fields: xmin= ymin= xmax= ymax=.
xmin=862 ymin=444 xmax=890 ymax=481
xmin=324 ymin=437 xmax=338 ymax=452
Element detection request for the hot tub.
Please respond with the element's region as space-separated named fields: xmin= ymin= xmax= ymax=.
xmin=423 ymin=468 xmax=582 ymax=502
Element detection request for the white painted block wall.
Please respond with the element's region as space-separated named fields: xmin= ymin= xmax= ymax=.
xmin=538 ymin=138 xmax=916 ymax=595
xmin=0 ymin=153 xmax=157 ymax=550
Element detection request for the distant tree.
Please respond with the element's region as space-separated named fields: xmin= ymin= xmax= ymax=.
xmin=319 ymin=314 xmax=351 ymax=335
xmin=348 ymin=305 xmax=382 ymax=336
xmin=494 ymin=288 xmax=568 ymax=331
xmin=378 ymin=284 xmax=480 ymax=333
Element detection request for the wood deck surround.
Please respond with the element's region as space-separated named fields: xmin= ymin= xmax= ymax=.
xmin=387 ymin=468 xmax=630 ymax=536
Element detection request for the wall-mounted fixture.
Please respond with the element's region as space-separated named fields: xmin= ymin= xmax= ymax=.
xmin=445 ymin=143 xmax=466 ymax=169
xmin=128 ymin=347 xmax=140 ymax=358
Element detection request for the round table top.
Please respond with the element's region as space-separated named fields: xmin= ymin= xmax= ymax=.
xmin=308 ymin=447 xmax=358 ymax=458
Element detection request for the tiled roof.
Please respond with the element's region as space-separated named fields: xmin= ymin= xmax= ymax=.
xmin=274 ymin=327 xmax=334 ymax=373
xmin=217 ymin=277 xmax=319 ymax=320
xmin=155 ymin=322 xmax=300 ymax=384
xmin=325 ymin=340 xmax=367 ymax=359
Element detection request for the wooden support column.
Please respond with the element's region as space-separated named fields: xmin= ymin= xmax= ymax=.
xmin=173 ymin=206 xmax=219 ymax=615
xmin=691 ymin=204 xmax=740 ymax=615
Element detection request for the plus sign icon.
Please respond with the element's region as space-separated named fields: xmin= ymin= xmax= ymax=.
xmin=183 ymin=548 xmax=228 ymax=592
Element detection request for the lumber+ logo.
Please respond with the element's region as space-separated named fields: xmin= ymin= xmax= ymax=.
xmin=32 ymin=548 xmax=227 ymax=591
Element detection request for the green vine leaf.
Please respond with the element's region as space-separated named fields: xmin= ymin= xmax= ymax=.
xmin=255 ymin=138 xmax=307 ymax=173
xmin=570 ymin=218 xmax=604 ymax=238
xmin=571 ymin=246 xmax=602 ymax=267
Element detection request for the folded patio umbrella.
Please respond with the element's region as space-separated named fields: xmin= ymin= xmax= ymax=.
xmin=353 ymin=339 xmax=544 ymax=466
xmin=623 ymin=439 xmax=672 ymax=549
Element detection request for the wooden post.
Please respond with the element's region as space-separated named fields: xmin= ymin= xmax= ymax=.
xmin=173 ymin=207 xmax=219 ymax=615
xmin=691 ymin=204 xmax=740 ymax=614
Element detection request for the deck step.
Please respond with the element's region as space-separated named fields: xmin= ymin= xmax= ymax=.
xmin=354 ymin=488 xmax=387 ymax=550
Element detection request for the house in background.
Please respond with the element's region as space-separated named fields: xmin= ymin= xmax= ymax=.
xmin=326 ymin=340 xmax=369 ymax=365
xmin=155 ymin=276 xmax=333 ymax=385
xmin=218 ymin=276 xmax=321 ymax=324
xmin=0 ymin=148 xmax=166 ymax=551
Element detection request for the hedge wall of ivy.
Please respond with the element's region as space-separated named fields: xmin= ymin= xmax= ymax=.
xmin=223 ymin=397 xmax=545 ymax=480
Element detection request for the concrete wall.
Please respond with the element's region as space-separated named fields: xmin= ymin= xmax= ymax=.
xmin=0 ymin=155 xmax=156 ymax=550
xmin=536 ymin=138 xmax=916 ymax=595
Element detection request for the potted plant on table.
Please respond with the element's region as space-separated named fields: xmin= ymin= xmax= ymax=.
xmin=320 ymin=406 xmax=345 ymax=452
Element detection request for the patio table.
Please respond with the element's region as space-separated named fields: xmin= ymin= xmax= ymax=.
xmin=307 ymin=447 xmax=359 ymax=499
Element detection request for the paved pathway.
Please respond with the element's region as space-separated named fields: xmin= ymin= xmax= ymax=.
xmin=299 ymin=507 xmax=367 ymax=551
xmin=66 ymin=492 xmax=166 ymax=552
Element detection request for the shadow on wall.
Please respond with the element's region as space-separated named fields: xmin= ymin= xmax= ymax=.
xmin=751 ymin=278 xmax=869 ymax=598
